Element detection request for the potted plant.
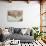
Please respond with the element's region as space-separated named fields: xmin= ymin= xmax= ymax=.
xmin=32 ymin=27 xmax=42 ymax=40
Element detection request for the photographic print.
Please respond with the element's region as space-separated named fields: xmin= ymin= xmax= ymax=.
xmin=8 ymin=10 xmax=23 ymax=22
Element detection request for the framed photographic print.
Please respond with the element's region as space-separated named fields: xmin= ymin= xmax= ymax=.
xmin=8 ymin=10 xmax=23 ymax=22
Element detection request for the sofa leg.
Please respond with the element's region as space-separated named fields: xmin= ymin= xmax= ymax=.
xmin=33 ymin=45 xmax=34 ymax=46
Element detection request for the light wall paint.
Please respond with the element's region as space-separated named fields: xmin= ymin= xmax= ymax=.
xmin=0 ymin=1 xmax=40 ymax=28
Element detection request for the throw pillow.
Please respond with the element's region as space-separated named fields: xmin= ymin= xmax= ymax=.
xmin=14 ymin=28 xmax=21 ymax=33
xmin=21 ymin=28 xmax=27 ymax=35
xmin=8 ymin=27 xmax=14 ymax=34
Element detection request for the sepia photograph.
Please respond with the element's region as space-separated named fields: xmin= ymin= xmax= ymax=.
xmin=8 ymin=10 xmax=23 ymax=22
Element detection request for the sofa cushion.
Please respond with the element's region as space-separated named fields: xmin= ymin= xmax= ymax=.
xmin=8 ymin=33 xmax=34 ymax=43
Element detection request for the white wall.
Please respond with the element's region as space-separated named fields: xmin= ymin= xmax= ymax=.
xmin=0 ymin=1 xmax=40 ymax=28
